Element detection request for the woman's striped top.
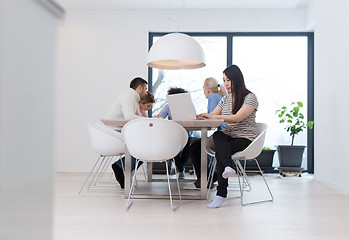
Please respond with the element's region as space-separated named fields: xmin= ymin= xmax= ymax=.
xmin=217 ymin=93 xmax=258 ymax=141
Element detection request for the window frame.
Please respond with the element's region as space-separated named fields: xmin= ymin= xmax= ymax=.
xmin=148 ymin=32 xmax=314 ymax=173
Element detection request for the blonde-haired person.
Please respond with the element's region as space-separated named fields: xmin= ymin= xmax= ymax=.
xmin=203 ymin=77 xmax=227 ymax=130
xmin=185 ymin=77 xmax=226 ymax=190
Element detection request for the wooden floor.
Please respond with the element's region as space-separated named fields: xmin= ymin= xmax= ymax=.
xmin=54 ymin=172 xmax=349 ymax=240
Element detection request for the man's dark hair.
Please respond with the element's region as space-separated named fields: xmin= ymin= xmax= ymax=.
xmin=167 ymin=87 xmax=187 ymax=95
xmin=130 ymin=77 xmax=148 ymax=90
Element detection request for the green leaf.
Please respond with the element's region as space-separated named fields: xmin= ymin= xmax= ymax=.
xmin=262 ymin=147 xmax=272 ymax=150
xmin=276 ymin=101 xmax=314 ymax=144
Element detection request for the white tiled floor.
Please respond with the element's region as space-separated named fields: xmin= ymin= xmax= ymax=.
xmin=54 ymin=173 xmax=349 ymax=240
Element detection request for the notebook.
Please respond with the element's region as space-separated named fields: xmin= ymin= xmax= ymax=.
xmin=166 ymin=92 xmax=201 ymax=121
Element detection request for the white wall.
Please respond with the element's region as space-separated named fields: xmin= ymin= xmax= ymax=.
xmin=57 ymin=8 xmax=308 ymax=172
xmin=0 ymin=0 xmax=59 ymax=239
xmin=309 ymin=0 xmax=349 ymax=193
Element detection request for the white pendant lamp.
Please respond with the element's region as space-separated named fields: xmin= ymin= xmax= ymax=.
xmin=147 ymin=33 xmax=206 ymax=70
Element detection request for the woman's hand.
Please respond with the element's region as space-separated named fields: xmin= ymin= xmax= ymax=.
xmin=197 ymin=113 xmax=212 ymax=119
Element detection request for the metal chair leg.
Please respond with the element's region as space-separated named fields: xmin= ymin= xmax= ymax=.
xmin=126 ymin=159 xmax=141 ymax=211
xmin=166 ymin=159 xmax=182 ymax=211
xmin=206 ymin=156 xmax=217 ymax=199
xmin=79 ymin=156 xmax=104 ymax=195
xmin=94 ymin=156 xmax=119 ymax=187
xmin=233 ymin=160 xmax=244 ymax=204
xmin=79 ymin=156 xmax=124 ymax=196
xmin=235 ymin=160 xmax=251 ymax=191
xmin=240 ymin=159 xmax=273 ymax=206
xmin=234 ymin=158 xmax=273 ymax=206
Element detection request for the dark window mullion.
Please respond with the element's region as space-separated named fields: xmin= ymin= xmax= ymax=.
xmin=227 ymin=34 xmax=233 ymax=66
xmin=307 ymin=33 xmax=315 ymax=173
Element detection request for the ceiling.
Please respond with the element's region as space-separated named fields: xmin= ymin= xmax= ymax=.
xmin=55 ymin=0 xmax=310 ymax=10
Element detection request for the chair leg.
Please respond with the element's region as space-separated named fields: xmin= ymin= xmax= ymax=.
xmin=235 ymin=160 xmax=251 ymax=191
xmin=91 ymin=156 xmax=122 ymax=188
xmin=233 ymin=159 xmax=244 ymax=204
xmin=167 ymin=159 xmax=182 ymax=211
xmin=79 ymin=156 xmax=104 ymax=195
xmin=206 ymin=156 xmax=217 ymax=200
xmin=94 ymin=156 xmax=118 ymax=187
xmin=235 ymin=158 xmax=273 ymax=206
xmin=126 ymin=159 xmax=141 ymax=211
xmin=79 ymin=156 xmax=123 ymax=196
xmin=242 ymin=159 xmax=273 ymax=206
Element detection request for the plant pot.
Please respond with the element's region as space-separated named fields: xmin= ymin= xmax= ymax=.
xmin=277 ymin=145 xmax=305 ymax=168
xmin=239 ymin=150 xmax=276 ymax=173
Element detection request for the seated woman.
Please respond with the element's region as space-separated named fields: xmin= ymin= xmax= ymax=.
xmin=111 ymin=91 xmax=155 ymax=189
xmin=198 ymin=65 xmax=259 ymax=208
xmin=187 ymin=77 xmax=227 ymax=189
xmin=139 ymin=92 xmax=155 ymax=117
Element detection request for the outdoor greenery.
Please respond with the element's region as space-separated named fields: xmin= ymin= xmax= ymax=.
xmin=276 ymin=101 xmax=314 ymax=146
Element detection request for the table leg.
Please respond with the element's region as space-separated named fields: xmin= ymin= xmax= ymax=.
xmin=147 ymin=162 xmax=152 ymax=182
xmin=200 ymin=128 xmax=207 ymax=200
xmin=124 ymin=147 xmax=131 ymax=198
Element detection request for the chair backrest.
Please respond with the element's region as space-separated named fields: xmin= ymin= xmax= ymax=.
xmin=86 ymin=122 xmax=126 ymax=156
xmin=232 ymin=123 xmax=268 ymax=160
xmin=121 ymin=118 xmax=188 ymax=161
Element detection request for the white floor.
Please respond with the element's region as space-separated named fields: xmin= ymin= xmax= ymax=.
xmin=54 ymin=172 xmax=349 ymax=240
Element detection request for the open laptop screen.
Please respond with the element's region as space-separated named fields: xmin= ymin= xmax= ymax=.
xmin=166 ymin=93 xmax=197 ymax=121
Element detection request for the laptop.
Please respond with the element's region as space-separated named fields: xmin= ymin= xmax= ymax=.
xmin=166 ymin=92 xmax=201 ymax=121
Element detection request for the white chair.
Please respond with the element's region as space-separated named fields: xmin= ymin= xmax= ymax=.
xmin=122 ymin=118 xmax=188 ymax=211
xmin=79 ymin=122 xmax=126 ymax=196
xmin=207 ymin=123 xmax=273 ymax=206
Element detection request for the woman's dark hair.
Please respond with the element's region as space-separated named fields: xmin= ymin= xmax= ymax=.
xmin=223 ymin=65 xmax=251 ymax=114
xmin=130 ymin=77 xmax=148 ymax=90
xmin=167 ymin=87 xmax=187 ymax=95
xmin=140 ymin=91 xmax=155 ymax=104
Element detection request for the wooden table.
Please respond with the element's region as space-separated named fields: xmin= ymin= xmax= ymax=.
xmin=101 ymin=118 xmax=223 ymax=200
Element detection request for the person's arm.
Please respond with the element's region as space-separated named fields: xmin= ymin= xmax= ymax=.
xmin=158 ymin=104 xmax=170 ymax=119
xmin=198 ymin=104 xmax=255 ymax=123
xmin=197 ymin=105 xmax=222 ymax=118
xmin=122 ymin=97 xmax=142 ymax=120
xmin=207 ymin=95 xmax=220 ymax=114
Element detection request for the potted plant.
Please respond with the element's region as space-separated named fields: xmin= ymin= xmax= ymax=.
xmin=276 ymin=101 xmax=314 ymax=175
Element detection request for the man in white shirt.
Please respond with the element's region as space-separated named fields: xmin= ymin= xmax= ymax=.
xmin=105 ymin=77 xmax=148 ymax=120
xmin=105 ymin=77 xmax=148 ymax=189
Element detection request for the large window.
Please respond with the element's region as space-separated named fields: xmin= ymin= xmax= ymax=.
xmin=148 ymin=32 xmax=314 ymax=172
